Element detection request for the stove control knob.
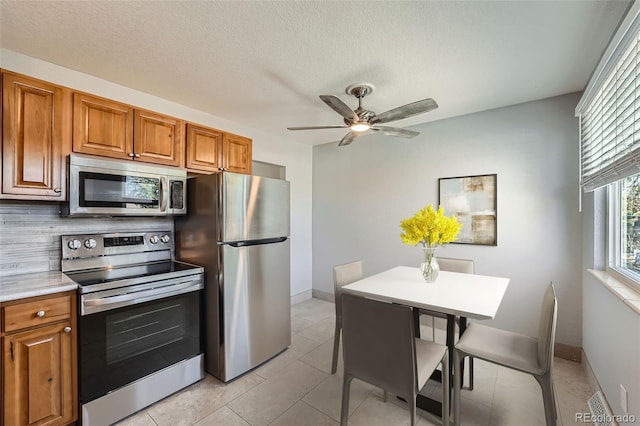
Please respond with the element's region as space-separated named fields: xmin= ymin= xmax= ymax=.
xmin=160 ymin=235 xmax=170 ymax=244
xmin=149 ymin=235 xmax=159 ymax=244
xmin=84 ymin=238 xmax=97 ymax=249
xmin=67 ymin=239 xmax=81 ymax=250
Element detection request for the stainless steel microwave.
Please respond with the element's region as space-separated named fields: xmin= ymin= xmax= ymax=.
xmin=62 ymin=154 xmax=187 ymax=217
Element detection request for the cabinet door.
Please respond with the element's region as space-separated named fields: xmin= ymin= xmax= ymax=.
xmin=73 ymin=92 xmax=134 ymax=160
xmin=1 ymin=72 xmax=70 ymax=199
xmin=185 ymin=123 xmax=223 ymax=172
xmin=222 ymin=133 xmax=252 ymax=174
xmin=3 ymin=322 xmax=75 ymax=426
xmin=134 ymin=109 xmax=184 ymax=167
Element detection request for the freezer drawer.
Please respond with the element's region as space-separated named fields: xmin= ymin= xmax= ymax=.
xmin=219 ymin=238 xmax=291 ymax=381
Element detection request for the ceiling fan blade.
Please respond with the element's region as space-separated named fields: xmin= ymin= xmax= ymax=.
xmin=320 ymin=95 xmax=359 ymax=121
xmin=287 ymin=125 xmax=348 ymax=131
xmin=371 ymin=98 xmax=438 ymax=125
xmin=371 ymin=126 xmax=420 ymax=138
xmin=338 ymin=131 xmax=359 ymax=146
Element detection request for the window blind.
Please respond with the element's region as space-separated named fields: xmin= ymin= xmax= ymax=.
xmin=578 ymin=7 xmax=640 ymax=192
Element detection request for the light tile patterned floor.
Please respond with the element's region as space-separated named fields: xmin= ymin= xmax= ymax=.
xmin=116 ymin=298 xmax=593 ymax=426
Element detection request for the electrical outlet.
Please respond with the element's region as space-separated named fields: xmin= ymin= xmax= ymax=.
xmin=620 ymin=384 xmax=628 ymax=413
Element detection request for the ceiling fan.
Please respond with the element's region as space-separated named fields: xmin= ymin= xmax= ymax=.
xmin=287 ymin=83 xmax=438 ymax=146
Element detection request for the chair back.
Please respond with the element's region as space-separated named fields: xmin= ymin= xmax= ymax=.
xmin=333 ymin=261 xmax=363 ymax=321
xmin=341 ymin=293 xmax=416 ymax=398
xmin=437 ymin=257 xmax=475 ymax=274
xmin=537 ymin=283 xmax=558 ymax=373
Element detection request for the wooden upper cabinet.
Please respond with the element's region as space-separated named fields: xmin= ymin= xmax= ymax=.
xmin=72 ymin=93 xmax=184 ymax=166
xmin=135 ymin=109 xmax=184 ymax=167
xmin=72 ymin=93 xmax=133 ymax=160
xmin=223 ymin=133 xmax=252 ymax=174
xmin=1 ymin=71 xmax=71 ymax=199
xmin=185 ymin=123 xmax=223 ymax=172
xmin=185 ymin=125 xmax=252 ymax=174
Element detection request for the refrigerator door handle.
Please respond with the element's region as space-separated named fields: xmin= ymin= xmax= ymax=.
xmin=227 ymin=237 xmax=288 ymax=247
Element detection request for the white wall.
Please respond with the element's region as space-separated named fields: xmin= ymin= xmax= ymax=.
xmin=0 ymin=49 xmax=313 ymax=300
xmin=313 ymin=93 xmax=583 ymax=346
xmin=582 ymin=190 xmax=640 ymax=418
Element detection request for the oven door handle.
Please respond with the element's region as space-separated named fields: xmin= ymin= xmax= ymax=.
xmin=83 ymin=279 xmax=202 ymax=308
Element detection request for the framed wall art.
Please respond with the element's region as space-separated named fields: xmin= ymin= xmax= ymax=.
xmin=438 ymin=174 xmax=497 ymax=245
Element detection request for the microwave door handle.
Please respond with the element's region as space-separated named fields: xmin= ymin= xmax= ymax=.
xmin=159 ymin=176 xmax=168 ymax=212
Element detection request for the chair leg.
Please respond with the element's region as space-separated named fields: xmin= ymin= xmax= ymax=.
xmin=468 ymin=356 xmax=474 ymax=390
xmin=331 ymin=322 xmax=341 ymax=374
xmin=432 ymin=316 xmax=436 ymax=342
xmin=453 ymin=350 xmax=462 ymax=426
xmin=340 ymin=373 xmax=354 ymax=426
xmin=535 ymin=373 xmax=557 ymax=426
xmin=442 ymin=350 xmax=450 ymax=426
xmin=410 ymin=391 xmax=417 ymax=426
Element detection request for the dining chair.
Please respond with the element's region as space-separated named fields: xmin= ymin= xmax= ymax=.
xmin=420 ymin=257 xmax=475 ymax=388
xmin=453 ymin=283 xmax=558 ymax=426
xmin=340 ymin=293 xmax=449 ymax=426
xmin=331 ymin=260 xmax=364 ymax=375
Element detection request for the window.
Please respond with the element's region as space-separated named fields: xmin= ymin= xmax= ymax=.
xmin=577 ymin=5 xmax=640 ymax=288
xmin=608 ymin=174 xmax=640 ymax=289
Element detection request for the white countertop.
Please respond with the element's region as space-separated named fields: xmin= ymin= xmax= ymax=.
xmin=0 ymin=271 xmax=78 ymax=302
xmin=342 ymin=266 xmax=510 ymax=320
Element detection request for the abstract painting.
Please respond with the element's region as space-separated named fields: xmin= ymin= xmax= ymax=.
xmin=438 ymin=174 xmax=497 ymax=245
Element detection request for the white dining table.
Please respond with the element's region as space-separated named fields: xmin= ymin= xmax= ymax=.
xmin=341 ymin=265 xmax=510 ymax=320
xmin=341 ymin=265 xmax=510 ymax=416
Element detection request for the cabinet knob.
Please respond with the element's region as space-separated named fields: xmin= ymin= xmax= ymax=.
xmin=64 ymin=327 xmax=72 ymax=333
xmin=53 ymin=188 xmax=61 ymax=193
xmin=128 ymin=153 xmax=135 ymax=158
xmin=134 ymin=153 xmax=141 ymax=158
xmin=36 ymin=310 xmax=46 ymax=318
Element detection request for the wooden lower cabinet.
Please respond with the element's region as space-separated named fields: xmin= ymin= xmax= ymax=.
xmin=1 ymin=292 xmax=77 ymax=426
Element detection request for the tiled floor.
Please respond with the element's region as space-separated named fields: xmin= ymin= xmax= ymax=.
xmin=116 ymin=298 xmax=593 ymax=426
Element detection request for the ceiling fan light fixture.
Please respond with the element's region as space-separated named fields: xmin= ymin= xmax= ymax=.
xmin=350 ymin=122 xmax=370 ymax=132
xmin=286 ymin=83 xmax=438 ymax=146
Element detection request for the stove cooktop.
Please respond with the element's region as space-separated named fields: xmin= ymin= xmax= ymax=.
xmin=65 ymin=260 xmax=203 ymax=293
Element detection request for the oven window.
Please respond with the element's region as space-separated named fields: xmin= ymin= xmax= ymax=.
xmin=80 ymin=172 xmax=160 ymax=208
xmin=79 ymin=291 xmax=201 ymax=403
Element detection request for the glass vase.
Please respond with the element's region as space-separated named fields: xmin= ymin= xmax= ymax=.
xmin=420 ymin=247 xmax=440 ymax=282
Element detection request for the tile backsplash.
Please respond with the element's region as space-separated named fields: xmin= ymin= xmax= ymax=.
xmin=0 ymin=200 xmax=173 ymax=277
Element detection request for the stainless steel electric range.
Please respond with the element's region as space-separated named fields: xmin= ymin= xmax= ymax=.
xmin=62 ymin=231 xmax=204 ymax=426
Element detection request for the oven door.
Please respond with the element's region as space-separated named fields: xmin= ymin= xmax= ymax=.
xmin=79 ymin=290 xmax=202 ymax=404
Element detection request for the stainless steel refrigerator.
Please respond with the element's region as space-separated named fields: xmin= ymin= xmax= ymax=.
xmin=175 ymin=172 xmax=291 ymax=382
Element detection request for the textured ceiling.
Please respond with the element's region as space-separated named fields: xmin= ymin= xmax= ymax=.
xmin=0 ymin=1 xmax=631 ymax=146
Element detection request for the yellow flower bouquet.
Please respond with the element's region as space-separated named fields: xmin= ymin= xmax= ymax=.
xmin=400 ymin=204 xmax=462 ymax=281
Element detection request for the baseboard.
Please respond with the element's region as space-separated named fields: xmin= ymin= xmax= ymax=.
xmin=581 ymin=350 xmax=619 ymax=418
xmin=555 ymin=342 xmax=582 ymax=362
xmin=582 ymin=349 xmax=599 ymax=393
xmin=291 ymin=290 xmax=312 ymax=305
xmin=311 ymin=289 xmax=333 ymax=303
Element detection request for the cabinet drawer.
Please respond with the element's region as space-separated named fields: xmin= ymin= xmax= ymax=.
xmin=3 ymin=295 xmax=71 ymax=333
